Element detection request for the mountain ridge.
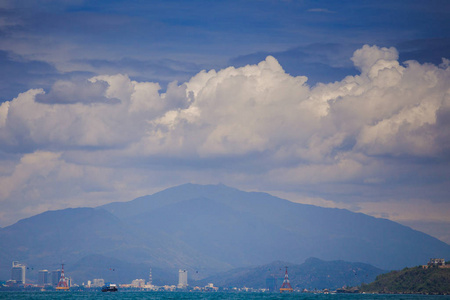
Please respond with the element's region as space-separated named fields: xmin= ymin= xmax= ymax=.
xmin=0 ymin=183 xmax=449 ymax=283
xmin=100 ymin=183 xmax=450 ymax=270
xmin=195 ymin=257 xmax=386 ymax=290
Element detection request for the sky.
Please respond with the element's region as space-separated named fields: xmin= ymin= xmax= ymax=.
xmin=0 ymin=0 xmax=450 ymax=243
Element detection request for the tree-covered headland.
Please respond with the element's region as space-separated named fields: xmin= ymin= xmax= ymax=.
xmin=360 ymin=262 xmax=450 ymax=295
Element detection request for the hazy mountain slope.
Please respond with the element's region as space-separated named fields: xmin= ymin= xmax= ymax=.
xmin=101 ymin=183 xmax=256 ymax=218
xmin=69 ymin=254 xmax=178 ymax=286
xmin=127 ymin=197 xmax=291 ymax=267
xmin=0 ymin=208 xmax=135 ymax=262
xmin=1 ymin=183 xmax=449 ymax=284
xmin=0 ymin=208 xmax=160 ymax=278
xmin=0 ymin=208 xmax=132 ymax=281
xmin=101 ymin=183 xmax=450 ymax=270
xmin=195 ymin=257 xmax=385 ymax=290
xmin=0 ymin=205 xmax=232 ymax=282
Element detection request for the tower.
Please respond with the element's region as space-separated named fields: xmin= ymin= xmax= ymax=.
xmin=56 ymin=264 xmax=69 ymax=290
xmin=11 ymin=261 xmax=26 ymax=284
xmin=38 ymin=270 xmax=50 ymax=286
xmin=279 ymin=266 xmax=293 ymax=293
xmin=178 ymin=269 xmax=188 ymax=288
xmin=148 ymin=268 xmax=153 ymax=285
xmin=51 ymin=270 xmax=61 ymax=286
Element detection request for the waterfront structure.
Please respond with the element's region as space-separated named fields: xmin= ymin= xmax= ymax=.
xmin=204 ymin=283 xmax=219 ymax=291
xmin=38 ymin=270 xmax=50 ymax=286
xmin=56 ymin=264 xmax=69 ymax=290
xmin=11 ymin=261 xmax=26 ymax=284
xmin=92 ymin=278 xmax=105 ymax=287
xmin=266 ymin=276 xmax=278 ymax=292
xmin=178 ymin=269 xmax=188 ymax=288
xmin=131 ymin=279 xmax=146 ymax=287
xmin=279 ymin=267 xmax=293 ymax=293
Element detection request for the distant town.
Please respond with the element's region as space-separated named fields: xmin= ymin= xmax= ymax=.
xmin=3 ymin=261 xmax=287 ymax=293
xmin=2 ymin=258 xmax=448 ymax=294
xmin=4 ymin=262 xmax=223 ymax=292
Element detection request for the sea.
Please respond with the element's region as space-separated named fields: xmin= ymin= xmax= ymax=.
xmin=0 ymin=292 xmax=449 ymax=300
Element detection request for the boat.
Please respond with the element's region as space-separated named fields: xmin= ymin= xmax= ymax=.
xmin=101 ymin=283 xmax=118 ymax=292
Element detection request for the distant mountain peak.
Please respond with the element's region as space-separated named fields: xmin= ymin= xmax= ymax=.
xmin=1 ymin=183 xmax=449 ymax=285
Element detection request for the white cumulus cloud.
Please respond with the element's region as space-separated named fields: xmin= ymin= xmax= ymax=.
xmin=0 ymin=45 xmax=449 ymax=227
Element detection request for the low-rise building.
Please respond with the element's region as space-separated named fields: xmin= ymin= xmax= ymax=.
xmin=92 ymin=278 xmax=105 ymax=287
xmin=428 ymin=258 xmax=446 ymax=266
xmin=131 ymin=279 xmax=146 ymax=288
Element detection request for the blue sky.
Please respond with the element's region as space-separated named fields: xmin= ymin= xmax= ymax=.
xmin=2 ymin=0 xmax=449 ymax=100
xmin=0 ymin=0 xmax=449 ymax=243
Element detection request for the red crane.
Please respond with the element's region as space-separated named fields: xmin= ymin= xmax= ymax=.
xmin=56 ymin=264 xmax=69 ymax=290
xmin=280 ymin=266 xmax=293 ymax=293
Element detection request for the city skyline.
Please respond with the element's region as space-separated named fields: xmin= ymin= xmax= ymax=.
xmin=0 ymin=258 xmax=384 ymax=291
xmin=5 ymin=257 xmax=446 ymax=292
xmin=0 ymin=0 xmax=449 ymax=244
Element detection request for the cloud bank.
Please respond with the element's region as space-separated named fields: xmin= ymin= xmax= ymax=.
xmin=0 ymin=45 xmax=449 ymax=229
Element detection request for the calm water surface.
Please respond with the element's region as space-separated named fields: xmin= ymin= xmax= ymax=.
xmin=0 ymin=292 xmax=449 ymax=300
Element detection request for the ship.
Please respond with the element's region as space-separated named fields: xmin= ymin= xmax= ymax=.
xmin=101 ymin=283 xmax=118 ymax=292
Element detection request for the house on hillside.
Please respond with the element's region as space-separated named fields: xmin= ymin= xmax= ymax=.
xmin=423 ymin=258 xmax=448 ymax=269
xmin=428 ymin=258 xmax=445 ymax=266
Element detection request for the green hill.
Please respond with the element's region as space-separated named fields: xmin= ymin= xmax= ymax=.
xmin=360 ymin=265 xmax=450 ymax=295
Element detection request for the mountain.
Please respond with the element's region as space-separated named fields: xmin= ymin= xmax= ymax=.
xmin=101 ymin=183 xmax=450 ymax=270
xmin=0 ymin=207 xmax=156 ymax=283
xmin=360 ymin=265 xmax=450 ymax=294
xmin=194 ymin=257 xmax=385 ymax=290
xmin=1 ymin=183 xmax=449 ymax=284
xmin=69 ymin=254 xmax=177 ymax=285
xmin=0 ymin=206 xmax=228 ymax=282
xmin=0 ymin=207 xmax=139 ymax=266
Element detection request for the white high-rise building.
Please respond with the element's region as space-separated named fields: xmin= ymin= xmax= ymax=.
xmin=11 ymin=261 xmax=26 ymax=284
xmin=178 ymin=269 xmax=188 ymax=288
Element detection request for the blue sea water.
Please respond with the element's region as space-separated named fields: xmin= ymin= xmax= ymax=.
xmin=0 ymin=292 xmax=449 ymax=300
